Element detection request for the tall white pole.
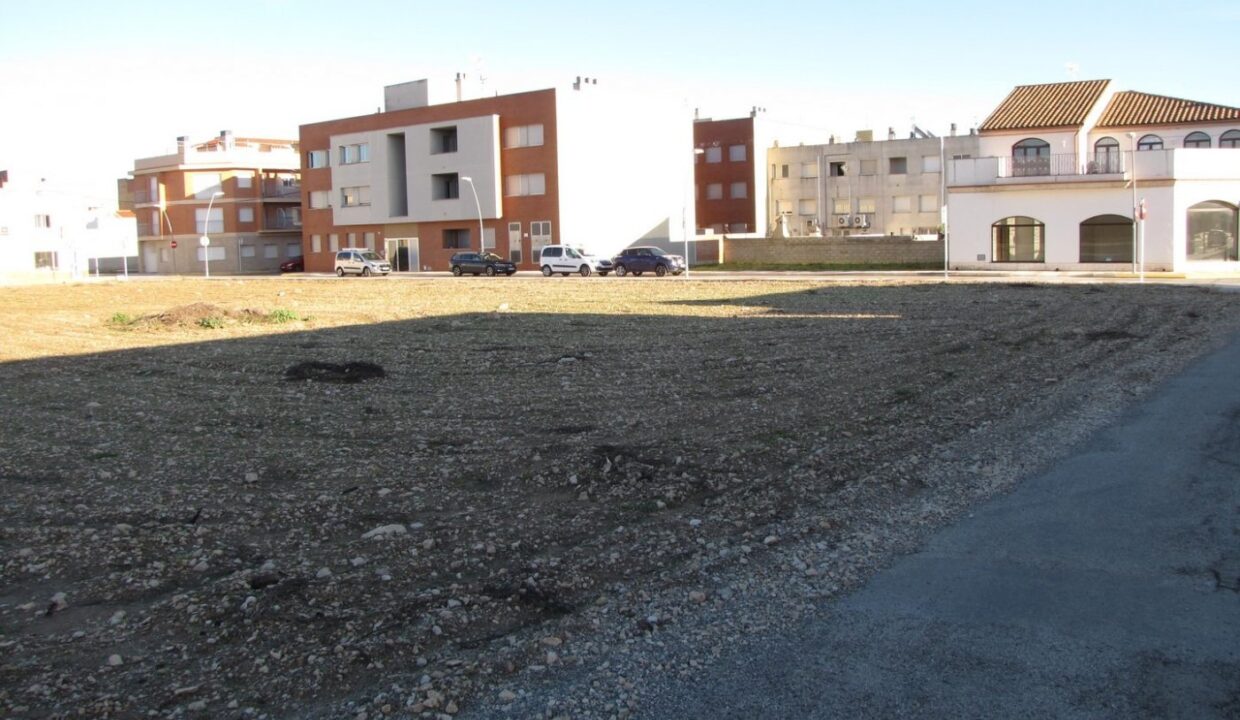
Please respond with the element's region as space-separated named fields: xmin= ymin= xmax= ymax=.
xmin=461 ymin=177 xmax=485 ymax=255
xmin=941 ymin=136 xmax=948 ymax=279
xmin=200 ymin=191 xmax=222 ymax=279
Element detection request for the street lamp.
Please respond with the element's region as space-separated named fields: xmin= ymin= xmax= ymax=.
xmin=459 ymin=176 xmax=485 ymax=256
xmin=200 ymin=190 xmax=224 ymax=278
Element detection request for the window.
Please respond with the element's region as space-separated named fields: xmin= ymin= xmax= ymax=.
xmin=347 ymin=232 xmax=356 ymax=246
xmin=195 ymin=207 xmax=223 ymax=234
xmin=504 ymin=124 xmax=544 ymax=148
xmin=311 ymin=234 xmax=322 ymax=253
xmin=430 ymin=126 xmax=458 ymax=154
xmin=34 ymin=214 xmax=51 ymax=228
xmin=833 ymin=198 xmax=851 ymax=215
xmin=191 ymin=173 xmax=222 ymax=199
xmin=729 ymin=182 xmax=747 ymax=199
xmin=858 ymin=198 xmax=876 ymax=214
xmin=1187 ymin=201 xmax=1238 ymax=261
xmin=729 ymin=144 xmax=747 ymax=162
xmin=1184 ymin=131 xmax=1212 ymax=148
xmin=801 ymin=162 xmax=819 ymax=179
xmin=197 ymin=246 xmax=226 ymax=262
xmin=241 ymin=245 xmax=257 ymax=258
xmin=919 ymin=194 xmax=938 ymax=213
xmin=287 ymin=243 xmax=303 ymax=258
xmin=992 ymin=216 xmax=1045 ymax=262
xmin=889 ymin=157 xmax=908 ymax=174
xmin=329 ymin=233 xmax=340 ymax=252
xmin=443 ymin=229 xmax=471 ymax=249
xmin=506 ymin=173 xmax=546 ymax=196
xmin=307 ymin=150 xmax=329 ymax=168
xmin=705 ymin=147 xmax=722 ymax=163
xmin=339 ymin=143 xmax=369 ymax=164
xmin=798 ymin=199 xmax=817 ymax=216
xmin=508 ymin=222 xmax=522 ymax=264
xmin=1092 ymin=137 xmax=1122 ymax=173
xmin=341 ymin=186 xmax=370 ymax=207
xmin=829 ymin=161 xmax=847 ymax=177
xmin=1079 ymin=215 xmax=1133 ymax=263
xmin=310 ymin=190 xmax=330 ymax=209
xmin=1137 ymin=134 xmax=1163 ymax=151
xmin=892 ymin=196 xmax=912 ymax=213
xmin=432 ymin=173 xmax=459 ymax=200
xmin=780 ymin=164 xmax=789 ymax=178
xmin=1221 ymin=130 xmax=1240 ymax=148
xmin=706 ymin=183 xmax=723 ymax=200
xmin=1012 ymin=138 xmax=1051 ymax=176
xmin=264 ymin=244 xmax=279 ymax=259
xmin=922 ymin=155 xmax=941 ymax=173
xmin=363 ymin=232 xmax=375 ymax=251
xmin=236 ymin=174 xmax=253 ymax=189
xmin=238 ymin=207 xmax=254 ymax=223
xmin=33 ymin=251 xmax=57 ymax=269
xmin=859 ymin=159 xmax=877 ymax=176
xmin=777 ymin=200 xmax=794 ymax=215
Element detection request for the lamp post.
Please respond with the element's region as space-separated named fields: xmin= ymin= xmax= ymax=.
xmin=460 ymin=177 xmax=485 ymax=256
xmin=200 ymin=190 xmax=224 ymax=278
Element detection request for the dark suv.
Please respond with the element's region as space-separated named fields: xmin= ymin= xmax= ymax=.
xmin=450 ymin=252 xmax=517 ymax=276
xmin=611 ymin=246 xmax=685 ymax=277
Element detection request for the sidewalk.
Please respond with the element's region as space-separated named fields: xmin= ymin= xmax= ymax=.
xmin=643 ymin=333 xmax=1240 ymax=718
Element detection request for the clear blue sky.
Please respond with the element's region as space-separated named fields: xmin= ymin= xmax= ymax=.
xmin=2 ymin=0 xmax=1236 ymax=201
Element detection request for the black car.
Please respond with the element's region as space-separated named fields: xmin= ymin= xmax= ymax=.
xmin=611 ymin=246 xmax=685 ymax=277
xmin=450 ymin=252 xmax=517 ymax=276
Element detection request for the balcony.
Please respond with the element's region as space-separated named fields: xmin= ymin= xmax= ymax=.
xmin=137 ymin=222 xmax=155 ymax=237
xmin=263 ymin=181 xmax=301 ymax=200
xmin=263 ymin=209 xmax=301 ymax=231
xmin=131 ymin=189 xmax=153 ymax=205
xmin=951 ymin=149 xmax=1234 ymax=188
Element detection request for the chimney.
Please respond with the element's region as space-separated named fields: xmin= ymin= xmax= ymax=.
xmin=219 ymin=130 xmax=235 ymax=150
xmin=951 ymin=123 xmax=957 ymax=137
xmin=176 ymin=136 xmax=188 ymax=153
xmin=455 ymin=72 xmax=465 ymax=102
xmin=888 ymin=127 xmax=895 ymax=140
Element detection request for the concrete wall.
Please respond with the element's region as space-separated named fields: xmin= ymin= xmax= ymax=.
xmin=723 ymin=235 xmax=944 ymax=265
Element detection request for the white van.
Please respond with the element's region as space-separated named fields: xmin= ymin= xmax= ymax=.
xmin=334 ymin=249 xmax=391 ymax=277
xmin=538 ymin=245 xmax=614 ymax=277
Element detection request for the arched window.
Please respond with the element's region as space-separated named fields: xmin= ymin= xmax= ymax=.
xmin=992 ymin=216 xmax=1045 ymax=262
xmin=1092 ymin=137 xmax=1121 ymax=173
xmin=1187 ymin=201 xmax=1238 ymax=261
xmin=1080 ymin=214 xmax=1133 ymax=263
xmin=1220 ymin=130 xmax=1240 ymax=148
xmin=1137 ymin=134 xmax=1163 ymax=151
xmin=1012 ymin=139 xmax=1051 ymax=176
xmin=1184 ymin=131 xmax=1212 ymax=148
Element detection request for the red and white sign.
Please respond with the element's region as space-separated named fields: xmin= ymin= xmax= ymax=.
xmin=1137 ymin=199 xmax=1147 ymax=221
xmin=170 ymin=240 xmax=178 ymax=249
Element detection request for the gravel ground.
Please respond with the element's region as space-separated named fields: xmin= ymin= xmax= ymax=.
xmin=1 ymin=277 xmax=1238 ymax=719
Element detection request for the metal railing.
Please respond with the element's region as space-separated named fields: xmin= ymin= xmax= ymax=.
xmin=264 ymin=214 xmax=302 ymax=230
xmin=1001 ymin=152 xmax=1126 ymax=178
xmin=136 ymin=222 xmax=155 ymax=237
xmin=263 ymin=182 xmax=301 ymax=199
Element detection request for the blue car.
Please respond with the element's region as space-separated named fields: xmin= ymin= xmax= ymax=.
xmin=611 ymin=246 xmax=685 ymax=277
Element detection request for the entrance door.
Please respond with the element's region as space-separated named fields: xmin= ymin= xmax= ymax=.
xmin=508 ymin=222 xmax=522 ymax=265
xmin=143 ymin=245 xmax=158 ymax=273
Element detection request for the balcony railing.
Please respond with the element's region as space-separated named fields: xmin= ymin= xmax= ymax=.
xmin=263 ymin=182 xmax=301 ymax=199
xmin=1003 ymin=153 xmax=1125 ymax=178
xmin=264 ymin=211 xmax=301 ymax=230
xmin=137 ymin=222 xmax=155 ymax=236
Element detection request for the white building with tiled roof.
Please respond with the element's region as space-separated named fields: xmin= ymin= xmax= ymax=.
xmin=947 ymin=80 xmax=1240 ymax=272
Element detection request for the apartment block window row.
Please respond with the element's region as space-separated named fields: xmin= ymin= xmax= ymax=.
xmin=730 ymin=182 xmax=747 ymax=199
xmin=801 ymin=162 xmax=819 ymax=179
xmin=705 ymin=147 xmax=723 ymax=164
xmin=311 ymin=234 xmax=322 ymax=253
xmin=506 ymin=173 xmax=546 ymax=197
xmin=505 ymin=124 xmax=544 ymax=148
xmin=889 ymin=157 xmax=908 ymax=175
xmin=706 ymin=183 xmax=723 ymax=200
xmin=339 ymin=143 xmax=370 ymax=165
xmin=431 ymin=126 xmax=458 ymax=154
xmin=432 ymin=174 xmax=459 ymax=200
xmin=919 ymin=194 xmax=938 ymax=213
xmin=236 ymin=174 xmax=253 ymax=189
xmin=195 ymin=207 xmax=223 ymax=234
xmin=443 ymin=228 xmax=470 ymax=249
xmin=238 ymin=207 xmax=254 ymax=223
xmin=310 ymin=190 xmax=330 ymax=209
xmin=833 ymin=198 xmax=850 ymax=215
xmin=342 ymin=186 xmax=371 ymax=207
xmin=858 ymin=198 xmax=877 ymax=214
xmin=307 ymin=150 xmax=329 ymax=168
xmin=729 ymin=144 xmax=747 ymax=162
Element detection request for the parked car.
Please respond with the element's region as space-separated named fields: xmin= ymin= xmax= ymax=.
xmin=539 ymin=245 xmax=613 ymax=277
xmin=334 ymin=249 xmax=391 ymax=277
xmin=279 ymin=257 xmax=304 ymax=273
xmin=611 ymin=246 xmax=685 ymax=277
xmin=450 ymin=252 xmax=517 ymax=276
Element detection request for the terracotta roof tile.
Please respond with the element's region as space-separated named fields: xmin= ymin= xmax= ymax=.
xmin=1096 ymin=91 xmax=1240 ymax=128
xmin=979 ymin=80 xmax=1110 ymax=132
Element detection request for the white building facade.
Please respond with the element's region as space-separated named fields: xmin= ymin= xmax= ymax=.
xmin=947 ymin=80 xmax=1240 ymax=272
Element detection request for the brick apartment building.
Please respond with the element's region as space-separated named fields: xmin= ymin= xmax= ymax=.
xmin=122 ymin=132 xmax=302 ymax=274
xmin=298 ymin=77 xmax=693 ymax=272
xmin=693 ymin=112 xmax=769 ymax=239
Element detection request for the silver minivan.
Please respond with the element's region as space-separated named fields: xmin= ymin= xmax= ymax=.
xmin=539 ymin=245 xmax=613 ymax=277
xmin=334 ymin=249 xmax=391 ymax=277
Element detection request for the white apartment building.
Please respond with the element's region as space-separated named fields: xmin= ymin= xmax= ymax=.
xmin=769 ymin=129 xmax=979 ymax=238
xmin=948 ymin=80 xmax=1240 ymax=272
xmin=0 ymin=170 xmax=137 ymax=282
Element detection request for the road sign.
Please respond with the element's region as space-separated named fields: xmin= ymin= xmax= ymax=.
xmin=170 ymin=240 xmax=178 ymax=249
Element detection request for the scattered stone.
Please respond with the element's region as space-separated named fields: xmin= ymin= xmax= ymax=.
xmin=362 ymin=524 xmax=407 ymax=540
xmin=106 ymin=655 xmax=123 ymax=667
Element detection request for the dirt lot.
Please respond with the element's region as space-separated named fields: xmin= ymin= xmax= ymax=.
xmin=2 ymin=276 xmax=1239 ymax=719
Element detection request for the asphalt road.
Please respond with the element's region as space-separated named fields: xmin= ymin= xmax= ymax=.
xmin=641 ymin=332 xmax=1240 ymax=719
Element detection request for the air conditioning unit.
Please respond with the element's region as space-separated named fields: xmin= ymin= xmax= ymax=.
xmin=852 ymin=215 xmax=868 ymax=228
xmin=836 ymin=216 xmax=849 ymax=227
